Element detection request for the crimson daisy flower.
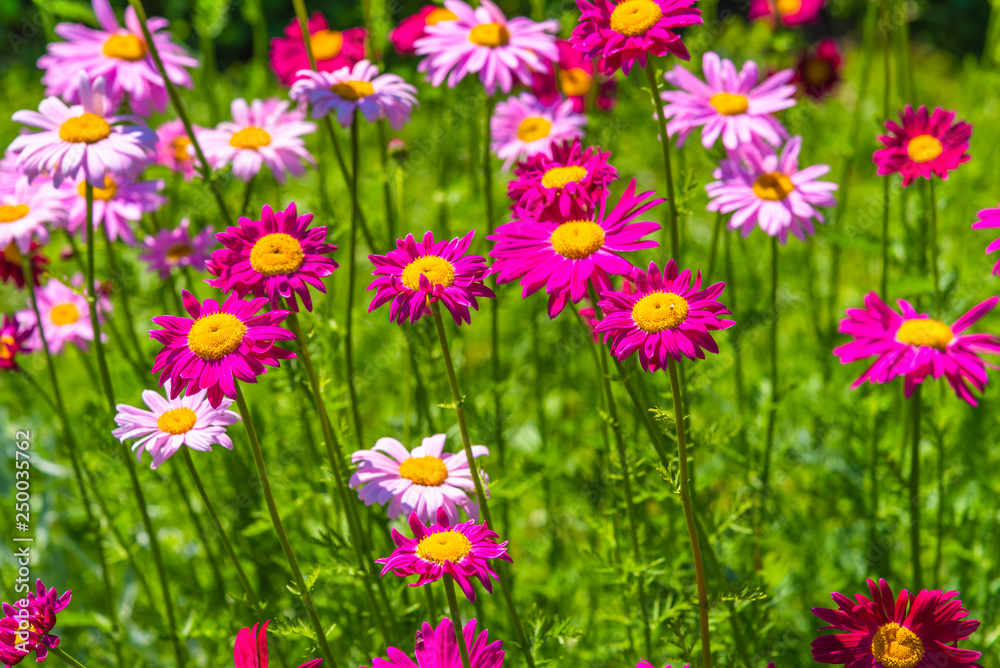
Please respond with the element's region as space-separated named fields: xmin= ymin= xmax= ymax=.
xmin=0 ymin=243 xmax=48 ymax=289
xmin=368 ymin=230 xmax=494 ymax=326
xmin=371 ymin=618 xmax=503 ymax=668
xmin=812 ymin=578 xmax=981 ymax=668
xmin=793 ymin=39 xmax=842 ymax=100
xmin=0 ymin=579 xmax=71 ymax=666
xmin=873 ymin=106 xmax=972 ymax=187
xmin=150 ymin=290 xmax=295 ymax=408
xmin=377 ymin=507 xmax=510 ymax=602
xmin=207 ymin=202 xmax=337 ymax=312
xmin=1 ymin=314 xmax=33 ymax=372
xmin=489 ymin=178 xmax=662 ymax=318
xmin=507 ymin=140 xmax=619 ymax=222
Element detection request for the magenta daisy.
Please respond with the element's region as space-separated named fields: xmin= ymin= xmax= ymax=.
xmin=150 ymin=290 xmax=295 ymax=407
xmin=706 ymin=136 xmax=837 ymax=243
xmin=368 ymin=230 xmax=494 ymax=326
xmin=661 ymin=51 xmax=796 ymax=150
xmin=489 ymin=179 xmax=661 ymax=318
xmin=569 ymin=0 xmax=702 ymax=75
xmin=812 ymin=578 xmax=981 ymax=668
xmin=0 ymin=243 xmax=48 ymax=290
xmin=200 ymin=98 xmax=316 ymax=184
xmin=490 ymin=92 xmax=588 ymax=171
xmin=507 ymin=140 xmax=618 ymax=222
xmin=350 ymin=434 xmax=489 ymax=524
xmin=532 ymin=40 xmax=617 ymax=113
xmin=63 ymin=173 xmax=165 ymax=245
xmin=207 ymin=202 xmax=337 ymax=312
xmin=289 ymin=60 xmax=418 ymax=131
xmin=370 ymin=618 xmax=504 ymax=668
xmin=0 ymin=579 xmax=71 ymax=666
xmin=234 ymin=620 xmax=322 ymax=668
xmin=750 ymin=0 xmax=824 ymax=26
xmin=391 ymin=6 xmax=459 ymax=55
xmin=414 ymin=0 xmax=559 ymax=95
xmin=834 ymin=292 xmax=1000 ymax=406
xmin=793 ymin=39 xmax=842 ymax=100
xmin=874 ymin=106 xmax=972 ymax=187
xmin=594 ymin=260 xmax=734 ymax=371
xmin=269 ymin=12 xmax=366 ymax=87
xmin=154 ymin=119 xmax=203 ymax=180
xmin=1 ymin=314 xmax=33 ymax=372
xmin=973 ymin=203 xmax=1000 ymax=276
xmin=9 ymin=75 xmax=156 ymax=188
xmin=0 ymin=179 xmax=67 ymax=253
xmin=140 ymin=217 xmax=216 ymax=279
xmin=377 ymin=507 xmax=511 ymax=601
xmin=15 ymin=275 xmax=111 ymax=355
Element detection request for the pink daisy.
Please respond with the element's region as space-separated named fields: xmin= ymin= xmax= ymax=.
xmin=154 ymin=119 xmax=204 ymax=180
xmin=0 ymin=243 xmax=48 ymax=290
xmin=63 ymin=173 xmax=165 ymax=246
xmin=370 ymin=618 xmax=504 ymax=668
xmin=706 ymin=136 xmax=837 ymax=243
xmin=140 ymin=217 xmax=215 ymax=279
xmin=290 ymin=60 xmax=418 ymax=131
xmin=488 ymin=178 xmax=662 ymax=318
xmin=350 ymin=434 xmax=489 ymax=525
xmin=390 ymin=5 xmax=459 ymax=55
xmin=414 ymin=0 xmax=558 ymax=96
xmin=569 ymin=0 xmax=702 ymax=76
xmin=834 ymin=292 xmax=1000 ymax=406
xmin=0 ymin=151 xmax=25 ymax=192
xmin=150 ymin=290 xmax=296 ymax=407
xmin=377 ymin=508 xmax=511 ymax=602
xmin=200 ymin=98 xmax=316 ymax=184
xmin=531 ymin=40 xmax=617 ymax=113
xmin=9 ymin=75 xmax=156 ymax=188
xmin=0 ymin=580 xmax=71 ymax=667
xmin=507 ymin=139 xmax=619 ymax=222
xmin=874 ymin=105 xmax=972 ymax=187
xmin=812 ymin=578 xmax=981 ymax=668
xmin=490 ymin=92 xmax=588 ymax=171
xmin=0 ymin=179 xmax=67 ymax=253
xmin=661 ymin=51 xmax=796 ymax=150
xmin=234 ymin=620 xmax=322 ymax=668
xmin=594 ymin=260 xmax=734 ymax=371
xmin=207 ymin=202 xmax=337 ymax=312
xmin=368 ymin=230 xmax=494 ymax=326
xmin=16 ymin=275 xmax=111 ymax=355
xmin=1 ymin=314 xmax=33 ymax=372
xmin=37 ymin=0 xmax=197 ymax=116
xmin=793 ymin=39 xmax=842 ymax=100
xmin=269 ymin=13 xmax=366 ymax=87
xmin=973 ymin=204 xmax=1000 ymax=276
xmin=749 ymin=0 xmax=824 ymax=27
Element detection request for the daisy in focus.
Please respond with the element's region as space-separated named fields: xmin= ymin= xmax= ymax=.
xmin=154 ymin=119 xmax=203 ymax=180
xmin=793 ymin=39 xmax=841 ymax=100
xmin=369 ymin=618 xmax=504 ymax=668
xmin=233 ymin=620 xmax=323 ymax=668
xmin=290 ymin=60 xmax=418 ymax=131
xmin=531 ymin=40 xmax=618 ymax=113
xmin=874 ymin=105 xmax=972 ymax=186
xmin=63 ymin=174 xmax=166 ymax=246
xmin=0 ymin=579 xmax=71 ymax=666
xmin=378 ymin=508 xmax=510 ymax=601
xmin=0 ymin=243 xmax=48 ymax=289
xmin=490 ymin=92 xmax=588 ymax=171
xmin=207 ymin=202 xmax=337 ymax=312
xmin=140 ymin=217 xmax=216 ymax=278
xmin=391 ymin=5 xmax=459 ymax=55
xmin=0 ymin=179 xmax=67 ymax=253
xmin=706 ymin=136 xmax=837 ymax=243
xmin=270 ymin=13 xmax=366 ymax=86
xmin=0 ymin=315 xmax=33 ymax=372
xmin=507 ymin=140 xmax=619 ymax=222
xmin=350 ymin=434 xmax=489 ymax=524
xmin=661 ymin=51 xmax=796 ymax=150
xmin=16 ymin=275 xmax=111 ymax=355
xmin=414 ymin=0 xmax=558 ymax=95
xmin=834 ymin=292 xmax=1000 ymax=406
xmin=750 ymin=0 xmax=824 ymax=27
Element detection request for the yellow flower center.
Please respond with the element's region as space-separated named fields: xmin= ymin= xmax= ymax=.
xmin=896 ymin=318 xmax=954 ymax=350
xmin=541 ymin=165 xmax=588 ymax=189
xmin=399 ymin=456 xmax=449 ymax=486
xmin=803 ymin=57 xmax=833 ymax=86
xmin=632 ymin=292 xmax=689 ymax=332
xmin=906 ymin=134 xmax=943 ymax=164
xmin=401 ymin=255 xmax=456 ymax=290
xmin=551 ymin=220 xmax=605 ymax=259
xmin=469 ymin=23 xmax=510 ymax=47
xmin=331 ymin=80 xmax=375 ymax=101
xmin=416 ymin=530 xmax=474 ymax=564
xmin=187 ymin=312 xmax=247 ymax=361
xmin=310 ymin=29 xmax=344 ymax=60
xmin=559 ymin=68 xmax=592 ymax=97
xmin=0 ymin=334 xmax=15 ymax=359
xmin=171 ymin=136 xmax=192 ymax=162
xmin=610 ymin=0 xmax=663 ymax=36
xmin=517 ymin=116 xmax=552 ymax=142
xmin=229 ymin=127 xmax=272 ymax=150
xmin=753 ymin=172 xmax=795 ymax=201
xmin=426 ymin=7 xmax=458 ymax=24
xmin=77 ymin=175 xmax=117 ymax=201
xmin=166 ymin=243 xmax=193 ymax=263
xmin=776 ymin=0 xmax=803 ymax=15
xmin=871 ymin=623 xmax=925 ymax=668
xmin=59 ymin=113 xmax=112 ymax=144
xmin=102 ymin=33 xmax=147 ymax=61
xmin=3 ymin=243 xmax=22 ymax=264
xmin=156 ymin=407 xmax=198 ymax=435
xmin=709 ymin=92 xmax=749 ymax=116
xmin=0 ymin=205 xmax=30 ymax=223
xmin=50 ymin=303 xmax=80 ymax=326
xmin=249 ymin=233 xmax=305 ymax=277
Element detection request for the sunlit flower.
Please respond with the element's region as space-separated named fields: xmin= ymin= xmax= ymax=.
xmin=0 ymin=580 xmax=71 ymax=667
xmin=63 ymin=173 xmax=165 ymax=245
xmin=370 ymin=618 xmax=504 ymax=668
xmin=140 ymin=217 xmax=215 ymax=279
xmin=234 ymin=620 xmax=323 ymax=668
xmin=0 ymin=243 xmax=48 ymax=290
xmin=154 ymin=119 xmax=204 ymax=180
xmin=490 ymin=92 xmax=587 ymax=172
xmin=531 ymin=40 xmax=617 ymax=113
xmin=391 ymin=5 xmax=459 ymax=55
xmin=973 ymin=203 xmax=1000 ymax=276
xmin=750 ymin=0 xmax=824 ymax=27
xmin=507 ymin=139 xmax=618 ymax=222
xmin=793 ymin=39 xmax=841 ymax=100
xmin=0 ymin=179 xmax=67 ymax=253
xmin=16 ymin=275 xmax=111 ymax=355
xmin=874 ymin=105 xmax=972 ymax=187
xmin=290 ymin=60 xmax=418 ymax=131
xmin=270 ymin=12 xmax=366 ymax=87
xmin=0 ymin=315 xmax=33 ymax=372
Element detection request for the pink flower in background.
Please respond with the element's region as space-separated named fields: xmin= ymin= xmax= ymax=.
xmin=973 ymin=204 xmax=1000 ymax=276
xmin=369 ymin=618 xmax=504 ymax=668
xmin=793 ymin=39 xmax=842 ymax=100
xmin=0 ymin=580 xmax=71 ymax=666
xmin=233 ymin=620 xmax=323 ymax=668
xmin=507 ymin=140 xmax=618 ymax=222
xmin=0 ymin=243 xmax=48 ymax=290
xmin=0 ymin=179 xmax=67 ymax=253
xmin=140 ymin=217 xmax=216 ymax=278
xmin=531 ymin=40 xmax=617 ymax=113
xmin=874 ymin=105 xmax=972 ymax=186
xmin=16 ymin=275 xmax=111 ymax=355
xmin=290 ymin=60 xmax=418 ymax=131
xmin=750 ymin=0 xmax=824 ymax=27
xmin=490 ymin=93 xmax=588 ymax=171
xmin=0 ymin=314 xmax=33 ymax=372
xmin=270 ymin=13 xmax=366 ymax=86
xmin=63 ymin=173 xmax=165 ymax=246
xmin=391 ymin=5 xmax=459 ymax=55
xmin=154 ymin=120 xmax=204 ymax=180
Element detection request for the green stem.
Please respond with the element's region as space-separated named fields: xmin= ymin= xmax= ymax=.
xmin=100 ymin=227 xmax=143 ymax=364
xmin=706 ymin=213 xmax=723 ymax=281
xmin=168 ymin=461 xmax=228 ymax=602
xmin=241 ymin=173 xmax=257 ymax=216
xmin=645 ymin=63 xmax=681 ymax=262
xmin=879 ymin=0 xmax=892 ymax=299
xmin=442 ymin=577 xmax=473 ymax=668
xmin=929 ymin=179 xmax=941 ymax=314
xmin=345 ymin=117 xmax=365 ymax=450
xmin=761 ymin=237 xmax=779 ymax=488
xmin=910 ymin=385 xmax=923 ymax=590
xmin=51 ymin=646 xmax=88 ymax=668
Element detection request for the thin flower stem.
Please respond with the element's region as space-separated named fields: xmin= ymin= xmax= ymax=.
xmin=240 ymin=173 xmax=257 ymax=216
xmin=100 ymin=227 xmax=143 ymax=364
xmin=910 ymin=384 xmax=923 ymax=590
xmin=345 ymin=117 xmax=366 ymax=450
xmin=724 ymin=232 xmax=744 ymax=415
xmin=168 ymin=462 xmax=228 ymax=602
xmin=645 ymin=63 xmax=681 ymax=262
xmin=51 ymin=646 xmax=88 ymax=668
xmin=705 ymin=213 xmax=723 ymax=281
xmin=929 ymin=179 xmax=941 ymax=314
xmin=233 ymin=382 xmax=339 ymax=668
xmin=879 ymin=0 xmax=892 ymax=300
xmin=424 ymin=583 xmax=438 ymax=623
xmin=761 ymin=237 xmax=779 ymax=491
xmin=618 ymin=366 xmax=671 ymax=468
xmin=442 ymin=576 xmax=473 ymax=668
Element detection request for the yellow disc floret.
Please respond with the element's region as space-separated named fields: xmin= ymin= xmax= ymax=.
xmin=632 ymin=292 xmax=690 ymax=332
xmin=710 ymin=92 xmax=749 ymax=116
xmin=310 ymin=29 xmax=344 ymax=60
xmin=871 ymin=623 xmax=925 ymax=668
xmin=416 ymin=530 xmax=474 ymax=564
xmin=229 ymin=127 xmax=272 ymax=150
xmin=399 ymin=456 xmax=449 ymax=486
xmin=541 ymin=165 xmax=588 ymax=189
xmin=103 ymin=33 xmax=147 ymax=61
xmin=896 ymin=318 xmax=954 ymax=350
xmin=157 ymin=407 xmax=198 ymax=435
xmin=906 ymin=134 xmax=943 ymax=164
xmin=753 ymin=172 xmax=795 ymax=201
xmin=401 ymin=255 xmax=456 ymax=290
xmin=559 ymin=68 xmax=592 ymax=97
xmin=426 ymin=7 xmax=458 ymax=24
xmin=0 ymin=205 xmax=30 ymax=223
xmin=187 ymin=312 xmax=247 ymax=361
xmin=610 ymin=0 xmax=663 ymax=36
xmin=776 ymin=0 xmax=803 ymax=15
xmin=78 ymin=175 xmax=117 ymax=201
xmin=468 ymin=23 xmax=510 ymax=47
xmin=50 ymin=303 xmax=80 ymax=326
xmin=331 ymin=80 xmax=375 ymax=101
xmin=59 ymin=113 xmax=112 ymax=144
xmin=551 ymin=221 xmax=605 ymax=259
xmin=517 ymin=116 xmax=552 ymax=142
xmin=249 ymin=233 xmax=305 ymax=277
xmin=166 ymin=243 xmax=193 ymax=263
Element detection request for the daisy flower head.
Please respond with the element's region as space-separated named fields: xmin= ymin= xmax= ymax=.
xmin=270 ymin=12 xmax=366 ymax=86
xmin=368 ymin=230 xmax=494 ymax=326
xmin=531 ymin=40 xmax=618 ymax=113
xmin=350 ymin=434 xmax=489 ymax=525
xmin=234 ymin=620 xmax=323 ymax=668
xmin=1 ymin=315 xmax=33 ymax=372
xmin=508 ymin=140 xmax=619 ymax=222
xmin=812 ymin=578 xmax=981 ymax=668
xmin=290 ymin=60 xmax=418 ymax=131
xmin=793 ymin=39 xmax=841 ymax=100
xmin=0 ymin=179 xmax=68 ymax=253
xmin=414 ymin=0 xmax=559 ymax=96
xmin=661 ymin=51 xmax=796 ymax=150
xmin=569 ymin=0 xmax=702 ymax=76
xmin=834 ymin=292 xmax=1000 ymax=406
xmin=0 ymin=580 xmax=71 ymax=667
xmin=973 ymin=204 xmax=1000 ymax=276
xmin=16 ymin=275 xmax=111 ymax=355
xmin=874 ymin=106 xmax=972 ymax=187
xmin=377 ymin=507 xmax=511 ymax=602
xmin=370 ymin=618 xmax=504 ymax=668
xmin=10 ymin=74 xmax=156 ymax=188
xmin=200 ymin=98 xmax=316 ymax=184
xmin=207 ymin=202 xmax=338 ymax=312
xmin=0 ymin=243 xmax=48 ymax=290
xmin=140 ymin=217 xmax=215 ymax=278
xmin=706 ymin=136 xmax=837 ymax=243
xmin=150 ymin=290 xmax=295 ymax=407
xmin=1 ymin=150 xmax=31 ymax=192
xmin=63 ymin=173 xmax=166 ymax=245
xmin=491 ymin=92 xmax=588 ymax=172
xmin=391 ymin=5 xmax=459 ymax=55
xmin=37 ymin=0 xmax=197 ymax=116
xmin=489 ymin=178 xmax=662 ymax=318
xmin=154 ymin=119 xmax=204 ymax=180
xmin=749 ymin=0 xmax=824 ymax=26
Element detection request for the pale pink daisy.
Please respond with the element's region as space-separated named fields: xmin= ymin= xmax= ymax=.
xmin=63 ymin=173 xmax=166 ymax=246
xmin=140 ymin=217 xmax=216 ymax=278
xmin=490 ymin=92 xmax=588 ymax=171
xmin=154 ymin=119 xmax=204 ymax=180
xmin=290 ymin=60 xmax=418 ymax=131
xmin=16 ymin=274 xmax=112 ymax=355
xmin=0 ymin=179 xmax=68 ymax=253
